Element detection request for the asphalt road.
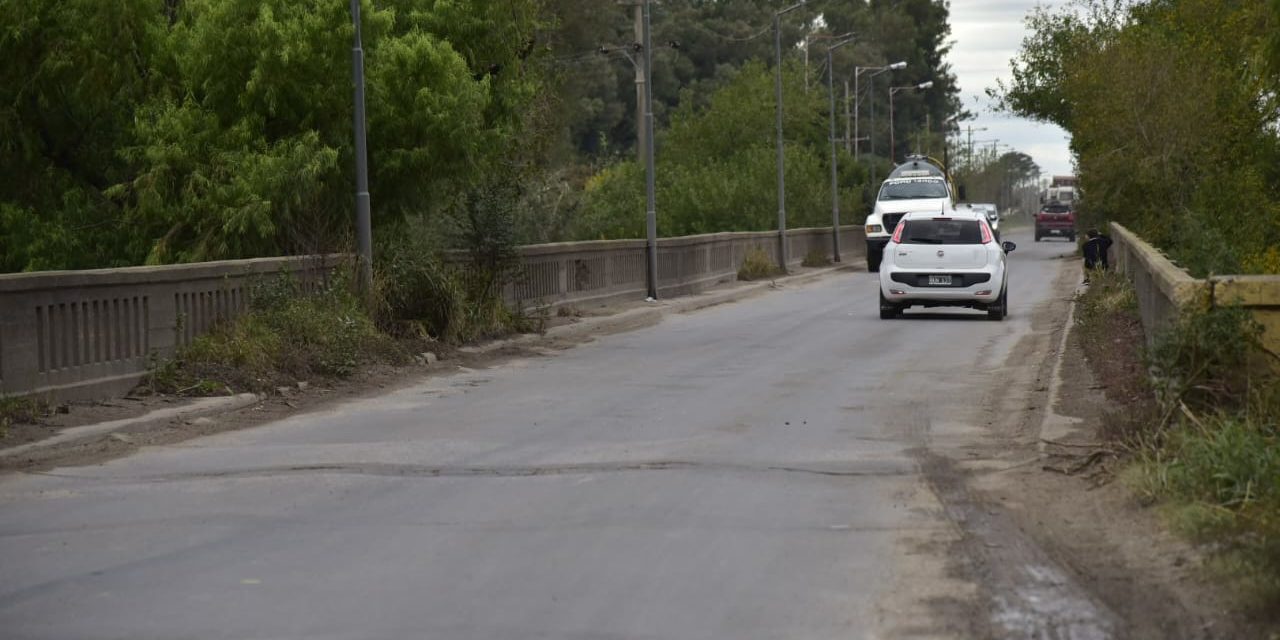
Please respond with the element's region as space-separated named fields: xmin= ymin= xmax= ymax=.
xmin=0 ymin=228 xmax=1083 ymax=639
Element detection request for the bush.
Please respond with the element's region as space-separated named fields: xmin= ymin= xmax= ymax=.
xmin=738 ymin=247 xmax=780 ymax=281
xmin=1119 ymin=298 xmax=1280 ymax=606
xmin=801 ymin=248 xmax=831 ymax=268
xmin=0 ymin=395 xmax=49 ymax=436
xmin=1147 ymin=305 xmax=1264 ymax=417
xmin=374 ymin=180 xmax=539 ymax=344
xmin=147 ymin=273 xmax=402 ymax=394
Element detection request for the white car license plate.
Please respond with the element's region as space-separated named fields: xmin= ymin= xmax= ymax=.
xmin=928 ymin=275 xmax=952 ymax=286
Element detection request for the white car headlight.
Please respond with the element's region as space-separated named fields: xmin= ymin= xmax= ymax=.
xmin=865 ymin=224 xmax=882 ymax=234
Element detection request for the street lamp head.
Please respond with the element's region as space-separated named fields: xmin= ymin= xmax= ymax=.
xmin=889 ymin=61 xmax=907 ymax=70
xmin=828 ymin=34 xmax=856 ymax=51
xmin=916 ymin=80 xmax=933 ymax=90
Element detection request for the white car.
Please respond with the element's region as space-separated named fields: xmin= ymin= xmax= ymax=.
xmin=961 ymin=203 xmax=1001 ymax=239
xmin=878 ymin=211 xmax=1015 ymax=320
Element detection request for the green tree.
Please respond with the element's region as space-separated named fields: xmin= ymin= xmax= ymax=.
xmin=996 ymin=0 xmax=1280 ymax=275
xmin=578 ymin=60 xmax=864 ymax=240
xmin=0 ymin=0 xmax=164 ymax=271
xmin=1 ymin=0 xmax=546 ymax=271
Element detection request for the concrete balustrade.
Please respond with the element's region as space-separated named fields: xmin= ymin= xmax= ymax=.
xmin=506 ymin=226 xmax=864 ymax=310
xmin=1110 ymin=223 xmax=1280 ymax=355
xmin=1 ymin=226 xmax=864 ymax=400
xmin=0 ymin=256 xmax=346 ymax=401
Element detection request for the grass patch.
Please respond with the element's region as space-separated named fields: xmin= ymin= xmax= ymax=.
xmin=1127 ymin=413 xmax=1280 ymax=605
xmin=0 ymin=395 xmax=50 ymax=437
xmin=1135 ymin=303 xmax=1280 ymax=608
xmin=1079 ymin=271 xmax=1280 ymax=609
xmin=145 ymin=216 xmax=542 ymax=397
xmin=738 ymin=247 xmax=781 ymax=281
xmin=801 ymin=248 xmax=831 ymax=268
xmin=145 ymin=274 xmax=405 ymax=395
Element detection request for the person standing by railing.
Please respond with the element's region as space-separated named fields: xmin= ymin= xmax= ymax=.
xmin=1082 ymin=228 xmax=1113 ymax=284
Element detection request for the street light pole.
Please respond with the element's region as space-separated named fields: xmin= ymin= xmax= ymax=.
xmin=349 ymin=0 xmax=373 ymax=296
xmin=855 ymin=68 xmax=865 ymax=160
xmin=826 ymin=35 xmax=854 ymax=263
xmin=773 ymin=0 xmax=805 ymax=273
xmin=888 ymin=87 xmax=896 ymax=164
xmin=888 ymin=80 xmax=932 ymax=165
xmin=641 ymin=0 xmax=658 ymax=300
xmin=843 ymin=80 xmax=851 ymax=154
xmin=857 ymin=61 xmax=904 ymax=185
xmin=941 ymin=114 xmax=960 ymax=175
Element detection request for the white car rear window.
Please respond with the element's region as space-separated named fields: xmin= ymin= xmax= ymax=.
xmin=898 ymin=219 xmax=983 ymax=245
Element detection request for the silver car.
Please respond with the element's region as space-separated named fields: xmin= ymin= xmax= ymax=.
xmin=878 ymin=211 xmax=1016 ymax=320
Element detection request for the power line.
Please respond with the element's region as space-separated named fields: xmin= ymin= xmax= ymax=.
xmin=681 ymin=21 xmax=773 ymax=42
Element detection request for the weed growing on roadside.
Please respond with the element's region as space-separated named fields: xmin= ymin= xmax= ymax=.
xmin=1075 ymin=269 xmax=1137 ymax=336
xmin=1077 ymin=268 xmax=1280 ymax=607
xmin=1129 ymin=412 xmax=1280 ymax=605
xmin=738 ymin=247 xmax=781 ymax=281
xmin=373 ymin=185 xmax=541 ymax=344
xmin=1117 ymin=295 xmax=1280 ymax=609
xmin=1147 ymin=305 xmax=1263 ymax=419
xmin=0 ymin=395 xmax=49 ymax=437
xmin=801 ymin=248 xmax=831 ymax=268
xmin=145 ymin=273 xmax=404 ymax=395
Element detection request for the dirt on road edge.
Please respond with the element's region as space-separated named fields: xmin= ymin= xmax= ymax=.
xmin=948 ymin=269 xmax=1272 ymax=639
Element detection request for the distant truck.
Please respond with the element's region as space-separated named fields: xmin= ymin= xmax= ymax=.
xmin=1043 ymin=175 xmax=1078 ymax=208
xmin=863 ymin=155 xmax=958 ymax=271
xmin=1037 ymin=175 xmax=1078 ymax=242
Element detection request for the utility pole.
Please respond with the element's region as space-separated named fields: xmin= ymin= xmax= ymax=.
xmin=630 ymin=1 xmax=647 ymax=166
xmin=803 ymin=35 xmax=809 ymax=93
xmin=858 ymin=61 xmax=905 ymax=184
xmin=854 ymin=70 xmax=860 ymax=160
xmin=606 ymin=1 xmax=660 ymax=298
xmin=774 ymin=1 xmax=806 ymax=273
xmin=923 ymin=113 xmax=930 ymax=156
xmin=843 ymin=80 xmax=851 ymax=154
xmin=641 ymin=0 xmax=658 ymax=299
xmin=889 ymin=81 xmax=932 ymax=166
xmin=349 ymin=0 xmax=373 ymax=296
xmin=965 ymin=125 xmax=988 ymax=173
xmin=826 ymin=35 xmax=854 ymax=263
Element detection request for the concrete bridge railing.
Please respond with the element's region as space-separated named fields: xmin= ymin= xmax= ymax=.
xmin=1 ymin=226 xmax=864 ymax=401
xmin=0 ymin=255 xmax=347 ymax=402
xmin=1110 ymin=223 xmax=1280 ymax=355
xmin=505 ymin=226 xmax=864 ymax=310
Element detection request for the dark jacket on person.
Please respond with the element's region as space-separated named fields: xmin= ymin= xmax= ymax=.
xmin=1083 ymin=234 xmax=1113 ymax=269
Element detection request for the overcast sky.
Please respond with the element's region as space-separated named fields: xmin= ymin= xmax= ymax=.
xmin=947 ymin=0 xmax=1073 ymax=178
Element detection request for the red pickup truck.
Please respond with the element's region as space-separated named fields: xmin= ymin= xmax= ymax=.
xmin=1035 ymin=203 xmax=1076 ymax=242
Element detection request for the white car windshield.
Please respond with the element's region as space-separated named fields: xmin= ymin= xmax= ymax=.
xmin=898 ymin=219 xmax=983 ymax=245
xmin=879 ymin=179 xmax=949 ymax=200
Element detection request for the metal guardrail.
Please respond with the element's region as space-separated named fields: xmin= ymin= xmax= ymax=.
xmin=1 ymin=227 xmax=864 ymax=400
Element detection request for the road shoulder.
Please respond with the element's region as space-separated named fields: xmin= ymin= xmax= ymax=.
xmin=976 ymin=281 xmax=1262 ymax=638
